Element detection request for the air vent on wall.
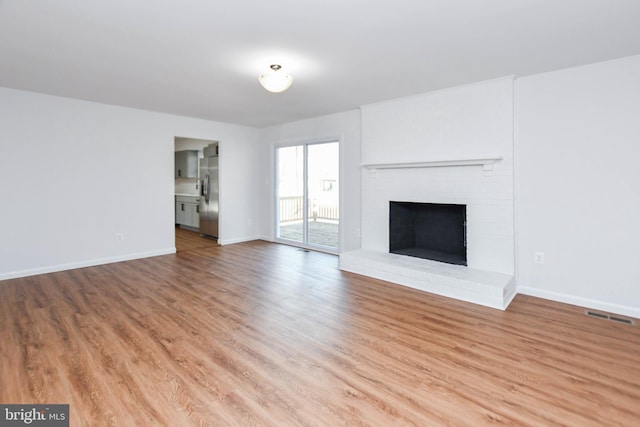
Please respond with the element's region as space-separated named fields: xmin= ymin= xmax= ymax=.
xmin=585 ymin=310 xmax=635 ymax=325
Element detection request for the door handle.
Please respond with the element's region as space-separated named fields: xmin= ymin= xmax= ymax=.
xmin=181 ymin=203 xmax=184 ymax=211
xmin=204 ymin=174 xmax=210 ymax=202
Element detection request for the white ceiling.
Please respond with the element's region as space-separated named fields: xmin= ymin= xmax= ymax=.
xmin=1 ymin=0 xmax=639 ymax=128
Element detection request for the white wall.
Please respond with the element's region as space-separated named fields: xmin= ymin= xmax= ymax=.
xmin=259 ymin=110 xmax=361 ymax=252
xmin=516 ymin=55 xmax=640 ymax=318
xmin=360 ymin=77 xmax=515 ymax=275
xmin=0 ymin=88 xmax=260 ymax=279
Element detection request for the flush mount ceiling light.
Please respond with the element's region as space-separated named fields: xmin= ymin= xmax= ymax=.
xmin=258 ymin=64 xmax=293 ymax=93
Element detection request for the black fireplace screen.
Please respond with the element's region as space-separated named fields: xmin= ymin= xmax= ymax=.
xmin=389 ymin=201 xmax=467 ymax=266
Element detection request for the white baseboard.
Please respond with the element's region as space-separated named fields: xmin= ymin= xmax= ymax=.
xmin=217 ymin=235 xmax=261 ymax=245
xmin=517 ymin=286 xmax=639 ymax=319
xmin=0 ymin=248 xmax=176 ymax=281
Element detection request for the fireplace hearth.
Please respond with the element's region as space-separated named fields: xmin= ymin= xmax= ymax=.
xmin=389 ymin=201 xmax=467 ymax=266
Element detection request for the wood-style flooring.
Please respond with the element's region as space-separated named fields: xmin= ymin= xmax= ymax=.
xmin=175 ymin=226 xmax=218 ymax=252
xmin=1 ymin=239 xmax=639 ymax=426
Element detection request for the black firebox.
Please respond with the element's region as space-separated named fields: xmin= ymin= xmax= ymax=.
xmin=389 ymin=202 xmax=467 ymax=266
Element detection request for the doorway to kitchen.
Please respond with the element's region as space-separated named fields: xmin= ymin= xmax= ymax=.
xmin=174 ymin=137 xmax=218 ymax=252
xmin=276 ymin=141 xmax=339 ymax=253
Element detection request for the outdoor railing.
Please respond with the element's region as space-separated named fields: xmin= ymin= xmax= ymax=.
xmin=279 ymin=196 xmax=338 ymax=222
xmin=280 ymin=196 xmax=303 ymax=222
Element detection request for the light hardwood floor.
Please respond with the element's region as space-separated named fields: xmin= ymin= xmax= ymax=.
xmin=1 ymin=240 xmax=638 ymax=426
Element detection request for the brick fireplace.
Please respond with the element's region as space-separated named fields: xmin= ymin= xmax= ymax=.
xmin=340 ymin=77 xmax=516 ymax=310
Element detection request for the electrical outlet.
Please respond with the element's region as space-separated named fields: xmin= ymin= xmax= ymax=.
xmin=116 ymin=233 xmax=125 ymax=241
xmin=534 ymin=252 xmax=544 ymax=264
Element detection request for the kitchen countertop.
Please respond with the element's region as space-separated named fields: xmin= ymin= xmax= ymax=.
xmin=175 ymin=193 xmax=200 ymax=197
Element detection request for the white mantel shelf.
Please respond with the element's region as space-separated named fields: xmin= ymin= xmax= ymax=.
xmin=362 ymin=155 xmax=503 ymax=171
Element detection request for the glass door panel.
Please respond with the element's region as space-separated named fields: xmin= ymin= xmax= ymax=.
xmin=276 ymin=141 xmax=339 ymax=251
xmin=277 ymin=145 xmax=304 ymax=243
xmin=307 ymin=142 xmax=339 ymax=249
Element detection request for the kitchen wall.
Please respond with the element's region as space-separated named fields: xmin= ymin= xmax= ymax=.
xmin=259 ymin=110 xmax=361 ymax=252
xmin=516 ymin=54 xmax=640 ymax=318
xmin=0 ymin=87 xmax=260 ymax=280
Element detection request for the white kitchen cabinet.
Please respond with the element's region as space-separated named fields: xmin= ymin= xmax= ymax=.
xmin=175 ymin=195 xmax=200 ymax=228
xmin=175 ymin=150 xmax=199 ymax=178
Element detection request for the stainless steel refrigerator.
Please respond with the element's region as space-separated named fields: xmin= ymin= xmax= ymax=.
xmin=199 ymin=156 xmax=219 ymax=239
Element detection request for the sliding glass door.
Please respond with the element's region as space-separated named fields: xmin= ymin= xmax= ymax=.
xmin=276 ymin=141 xmax=339 ymax=252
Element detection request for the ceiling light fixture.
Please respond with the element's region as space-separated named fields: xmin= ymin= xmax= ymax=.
xmin=258 ymin=64 xmax=293 ymax=93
